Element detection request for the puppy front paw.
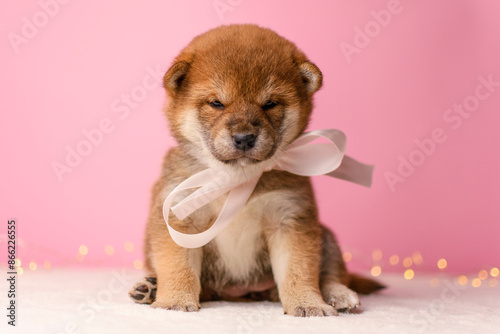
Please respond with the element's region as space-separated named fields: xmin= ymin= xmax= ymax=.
xmin=129 ymin=276 xmax=157 ymax=304
xmin=323 ymin=283 xmax=360 ymax=312
xmin=151 ymin=301 xmax=199 ymax=312
xmin=285 ymin=303 xmax=338 ymax=317
xmin=283 ymin=293 xmax=338 ymax=317
xmin=151 ymin=293 xmax=200 ymax=312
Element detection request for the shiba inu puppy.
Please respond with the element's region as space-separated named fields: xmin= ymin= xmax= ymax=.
xmin=129 ymin=24 xmax=384 ymax=317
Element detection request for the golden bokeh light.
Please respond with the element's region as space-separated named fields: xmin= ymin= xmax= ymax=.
xmin=76 ymin=253 xmax=85 ymax=262
xmin=371 ymin=265 xmax=382 ymax=277
xmin=412 ymin=252 xmax=423 ymax=265
xmin=43 ymin=261 xmax=51 ymax=270
xmin=17 ymin=267 xmax=24 ymax=275
xmin=372 ymin=249 xmax=383 ymax=261
xmin=489 ymin=278 xmax=497 ymax=287
xmin=133 ymin=259 xmax=143 ymax=270
xmin=437 ymin=258 xmax=447 ymax=270
xmin=79 ymin=245 xmax=88 ymax=255
xmin=389 ymin=255 xmax=399 ymax=265
xmin=105 ymin=245 xmax=115 ymax=256
xmin=430 ymin=278 xmax=439 ymax=287
xmin=29 ymin=262 xmax=37 ymax=271
xmin=490 ymin=267 xmax=499 ymax=277
xmin=124 ymin=242 xmax=134 ymax=252
xmin=478 ymin=270 xmax=488 ymax=280
xmin=404 ymin=269 xmax=414 ymax=280
xmin=403 ymin=257 xmax=413 ymax=268
xmin=342 ymin=252 xmax=352 ymax=262
xmin=471 ymin=278 xmax=481 ymax=288
xmin=457 ymin=275 xmax=468 ymax=286
xmin=14 ymin=259 xmax=21 ymax=267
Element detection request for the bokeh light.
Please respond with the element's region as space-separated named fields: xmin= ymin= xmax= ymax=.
xmin=133 ymin=259 xmax=143 ymax=270
xmin=404 ymin=269 xmax=414 ymax=280
xmin=371 ymin=265 xmax=381 ymax=277
xmin=124 ymin=242 xmax=134 ymax=252
xmin=389 ymin=255 xmax=399 ymax=265
xmin=105 ymin=245 xmax=115 ymax=256
xmin=412 ymin=252 xmax=423 ymax=265
xmin=478 ymin=270 xmax=488 ymax=280
xmin=430 ymin=278 xmax=439 ymax=287
xmin=403 ymin=257 xmax=413 ymax=268
xmin=457 ymin=275 xmax=468 ymax=286
xmin=79 ymin=245 xmax=88 ymax=255
xmin=372 ymin=249 xmax=383 ymax=261
xmin=437 ymin=258 xmax=447 ymax=270
xmin=342 ymin=252 xmax=352 ymax=262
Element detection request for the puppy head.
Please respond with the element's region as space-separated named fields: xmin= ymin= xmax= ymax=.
xmin=164 ymin=24 xmax=322 ymax=171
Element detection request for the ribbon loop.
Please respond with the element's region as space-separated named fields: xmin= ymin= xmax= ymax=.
xmin=163 ymin=173 xmax=260 ymax=248
xmin=275 ymin=129 xmax=346 ymax=176
xmin=171 ymin=173 xmax=235 ymax=220
xmin=162 ymin=129 xmax=373 ymax=248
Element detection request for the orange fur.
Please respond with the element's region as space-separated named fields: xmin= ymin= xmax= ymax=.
xmin=133 ymin=24 xmax=384 ymax=317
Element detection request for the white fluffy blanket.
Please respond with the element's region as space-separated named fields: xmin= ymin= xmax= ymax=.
xmin=3 ymin=269 xmax=499 ymax=334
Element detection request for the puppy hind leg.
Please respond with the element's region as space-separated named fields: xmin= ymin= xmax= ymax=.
xmin=321 ymin=279 xmax=360 ymax=312
xmin=319 ymin=225 xmax=360 ymax=312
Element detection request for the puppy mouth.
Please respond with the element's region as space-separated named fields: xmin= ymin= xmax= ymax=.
xmin=212 ymin=145 xmax=278 ymax=166
xmin=220 ymin=156 xmax=264 ymax=166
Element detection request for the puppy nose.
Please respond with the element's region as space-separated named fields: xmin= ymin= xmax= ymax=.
xmin=233 ymin=133 xmax=256 ymax=151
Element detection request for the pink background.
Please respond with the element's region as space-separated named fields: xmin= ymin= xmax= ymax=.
xmin=1 ymin=0 xmax=499 ymax=275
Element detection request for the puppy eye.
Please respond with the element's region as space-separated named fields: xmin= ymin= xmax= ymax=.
xmin=209 ymin=100 xmax=225 ymax=109
xmin=262 ymin=100 xmax=278 ymax=111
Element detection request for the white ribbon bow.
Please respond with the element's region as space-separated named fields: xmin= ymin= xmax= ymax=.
xmin=162 ymin=129 xmax=374 ymax=248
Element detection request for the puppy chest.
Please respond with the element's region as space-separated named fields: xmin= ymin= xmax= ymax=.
xmin=211 ymin=204 xmax=266 ymax=281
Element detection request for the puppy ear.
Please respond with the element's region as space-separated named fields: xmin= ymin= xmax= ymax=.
xmin=163 ymin=61 xmax=190 ymax=96
xmin=299 ymin=61 xmax=323 ymax=94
